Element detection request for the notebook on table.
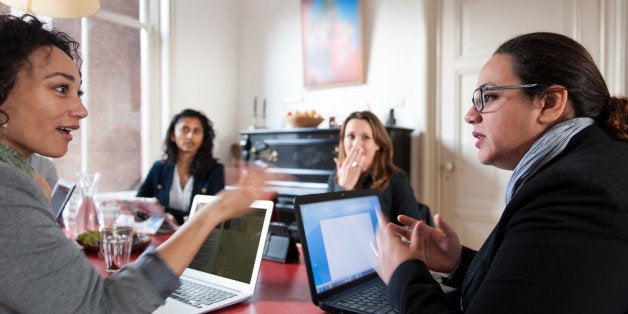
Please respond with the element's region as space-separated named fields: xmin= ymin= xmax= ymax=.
xmin=153 ymin=195 xmax=274 ymax=314
xmin=294 ymin=189 xmax=395 ymax=314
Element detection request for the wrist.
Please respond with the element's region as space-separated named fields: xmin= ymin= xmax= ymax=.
xmin=442 ymin=252 xmax=462 ymax=278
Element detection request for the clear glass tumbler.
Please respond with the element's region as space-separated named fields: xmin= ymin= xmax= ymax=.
xmin=100 ymin=225 xmax=134 ymax=272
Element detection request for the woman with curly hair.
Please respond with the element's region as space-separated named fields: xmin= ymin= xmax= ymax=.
xmin=0 ymin=14 xmax=265 ymax=312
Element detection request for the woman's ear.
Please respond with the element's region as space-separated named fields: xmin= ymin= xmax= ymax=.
xmin=538 ymin=85 xmax=570 ymax=124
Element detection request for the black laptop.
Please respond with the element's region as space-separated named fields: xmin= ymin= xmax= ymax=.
xmin=294 ymin=189 xmax=395 ymax=314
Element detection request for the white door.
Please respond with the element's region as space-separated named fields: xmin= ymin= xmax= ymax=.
xmin=435 ymin=0 xmax=613 ymax=249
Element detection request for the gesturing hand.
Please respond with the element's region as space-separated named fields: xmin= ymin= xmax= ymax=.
xmin=374 ymin=213 xmax=462 ymax=284
xmin=202 ymin=162 xmax=273 ymax=222
xmin=374 ymin=212 xmax=423 ymax=284
xmin=396 ymin=214 xmax=462 ymax=273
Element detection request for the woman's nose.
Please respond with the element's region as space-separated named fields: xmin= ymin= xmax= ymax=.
xmin=72 ymin=100 xmax=88 ymax=119
xmin=464 ymin=106 xmax=481 ymax=124
xmin=353 ymin=139 xmax=364 ymax=148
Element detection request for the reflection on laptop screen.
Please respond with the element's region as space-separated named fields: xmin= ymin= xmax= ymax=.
xmin=188 ymin=208 xmax=266 ymax=284
xmin=50 ymin=179 xmax=75 ymax=218
xmin=299 ymin=195 xmax=380 ymax=294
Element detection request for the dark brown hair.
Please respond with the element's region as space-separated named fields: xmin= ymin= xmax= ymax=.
xmin=163 ymin=109 xmax=218 ymax=180
xmin=0 ymin=14 xmax=81 ymax=125
xmin=337 ymin=111 xmax=398 ymax=192
xmin=495 ymin=32 xmax=627 ymax=140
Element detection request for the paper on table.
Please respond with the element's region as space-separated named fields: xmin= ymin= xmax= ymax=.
xmin=101 ymin=197 xmax=167 ymax=234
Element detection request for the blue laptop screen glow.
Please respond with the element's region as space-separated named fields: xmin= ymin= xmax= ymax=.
xmin=300 ymin=195 xmax=380 ymax=294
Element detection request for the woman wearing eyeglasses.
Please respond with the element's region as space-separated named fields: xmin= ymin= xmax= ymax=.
xmin=375 ymin=32 xmax=628 ymax=313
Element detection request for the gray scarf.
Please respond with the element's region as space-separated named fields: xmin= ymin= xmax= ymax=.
xmin=505 ymin=117 xmax=595 ymax=204
xmin=0 ymin=143 xmax=34 ymax=178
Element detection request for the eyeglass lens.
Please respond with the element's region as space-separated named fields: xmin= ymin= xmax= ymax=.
xmin=472 ymin=89 xmax=483 ymax=112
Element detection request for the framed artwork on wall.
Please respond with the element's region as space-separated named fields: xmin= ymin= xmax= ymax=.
xmin=301 ymin=0 xmax=364 ymax=88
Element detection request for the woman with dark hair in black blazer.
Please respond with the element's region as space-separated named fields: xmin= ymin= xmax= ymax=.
xmin=375 ymin=32 xmax=628 ymax=313
xmin=137 ymin=109 xmax=225 ymax=225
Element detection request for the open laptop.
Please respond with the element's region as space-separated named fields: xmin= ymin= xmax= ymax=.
xmin=154 ymin=195 xmax=274 ymax=313
xmin=294 ymin=189 xmax=395 ymax=314
xmin=50 ymin=178 xmax=76 ymax=225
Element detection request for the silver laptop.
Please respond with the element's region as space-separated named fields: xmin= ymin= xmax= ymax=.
xmin=154 ymin=195 xmax=274 ymax=313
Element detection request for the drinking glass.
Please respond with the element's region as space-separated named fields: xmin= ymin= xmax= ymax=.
xmin=100 ymin=225 xmax=134 ymax=272
xmin=97 ymin=201 xmax=121 ymax=229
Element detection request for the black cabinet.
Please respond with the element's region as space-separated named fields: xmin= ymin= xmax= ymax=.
xmin=239 ymin=126 xmax=413 ymax=228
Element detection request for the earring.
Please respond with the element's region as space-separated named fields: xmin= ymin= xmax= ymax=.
xmin=1 ymin=124 xmax=6 ymax=133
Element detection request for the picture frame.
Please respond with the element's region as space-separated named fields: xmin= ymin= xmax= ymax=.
xmin=301 ymin=0 xmax=364 ymax=88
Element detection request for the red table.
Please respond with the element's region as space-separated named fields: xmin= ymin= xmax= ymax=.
xmin=84 ymin=233 xmax=324 ymax=313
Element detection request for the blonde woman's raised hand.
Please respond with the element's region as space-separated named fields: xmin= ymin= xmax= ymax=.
xmin=334 ymin=146 xmax=366 ymax=190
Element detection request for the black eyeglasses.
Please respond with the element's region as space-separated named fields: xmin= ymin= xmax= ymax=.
xmin=471 ymin=83 xmax=538 ymax=113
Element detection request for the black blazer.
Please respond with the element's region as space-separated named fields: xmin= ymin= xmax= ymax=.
xmin=388 ymin=124 xmax=628 ymax=313
xmin=136 ymin=160 xmax=225 ymax=224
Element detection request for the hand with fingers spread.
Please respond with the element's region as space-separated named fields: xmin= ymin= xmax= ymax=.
xmin=374 ymin=211 xmax=423 ymax=284
xmin=334 ymin=146 xmax=367 ymax=190
xmin=374 ymin=212 xmax=461 ymax=284
xmin=397 ymin=214 xmax=462 ymax=273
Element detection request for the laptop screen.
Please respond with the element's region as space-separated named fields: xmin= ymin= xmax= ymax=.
xmin=50 ymin=179 xmax=75 ymax=218
xmin=298 ymin=193 xmax=381 ymax=294
xmin=187 ymin=208 xmax=266 ymax=284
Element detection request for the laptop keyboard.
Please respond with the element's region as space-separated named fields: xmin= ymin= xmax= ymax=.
xmin=170 ymin=278 xmax=236 ymax=308
xmin=335 ymin=283 xmax=394 ymax=314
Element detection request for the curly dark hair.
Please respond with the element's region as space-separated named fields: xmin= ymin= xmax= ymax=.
xmin=0 ymin=14 xmax=81 ymax=125
xmin=337 ymin=111 xmax=398 ymax=192
xmin=495 ymin=32 xmax=627 ymax=140
xmin=163 ymin=109 xmax=218 ymax=181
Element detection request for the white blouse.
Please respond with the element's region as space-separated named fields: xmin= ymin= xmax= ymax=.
xmin=169 ymin=165 xmax=194 ymax=212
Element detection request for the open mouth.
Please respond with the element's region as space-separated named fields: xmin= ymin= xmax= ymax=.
xmin=472 ymin=132 xmax=486 ymax=148
xmin=57 ymin=127 xmax=72 ymax=134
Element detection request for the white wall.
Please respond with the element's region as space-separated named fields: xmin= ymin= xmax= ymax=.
xmin=236 ymin=0 xmax=428 ymax=129
xmin=168 ymin=0 xmax=238 ymax=166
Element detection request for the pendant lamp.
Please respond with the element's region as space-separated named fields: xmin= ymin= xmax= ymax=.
xmin=0 ymin=0 xmax=101 ymax=18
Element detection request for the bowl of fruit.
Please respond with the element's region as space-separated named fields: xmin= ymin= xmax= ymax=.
xmin=284 ymin=109 xmax=324 ymax=128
